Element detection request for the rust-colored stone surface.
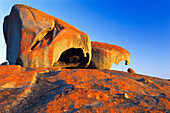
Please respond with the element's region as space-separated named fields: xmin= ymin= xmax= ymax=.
xmin=88 ymin=41 xmax=130 ymax=69
xmin=3 ymin=4 xmax=91 ymax=68
xmin=0 ymin=65 xmax=169 ymax=113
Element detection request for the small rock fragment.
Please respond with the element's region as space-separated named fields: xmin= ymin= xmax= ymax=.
xmin=0 ymin=61 xmax=8 ymax=65
xmin=124 ymin=93 xmax=129 ymax=99
xmin=127 ymin=68 xmax=136 ymax=73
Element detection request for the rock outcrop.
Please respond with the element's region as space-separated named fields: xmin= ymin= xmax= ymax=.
xmin=89 ymin=41 xmax=130 ymax=69
xmin=3 ymin=4 xmax=91 ymax=68
xmin=0 ymin=65 xmax=169 ymax=112
xmin=3 ymin=4 xmax=132 ymax=70
xmin=1 ymin=4 xmax=169 ymax=113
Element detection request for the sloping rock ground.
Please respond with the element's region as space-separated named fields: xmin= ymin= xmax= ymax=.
xmin=0 ymin=65 xmax=169 ymax=113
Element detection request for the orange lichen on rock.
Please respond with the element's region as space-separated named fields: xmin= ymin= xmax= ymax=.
xmin=0 ymin=65 xmax=169 ymax=112
xmin=88 ymin=41 xmax=130 ymax=69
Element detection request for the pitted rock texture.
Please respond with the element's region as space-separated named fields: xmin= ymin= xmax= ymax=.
xmin=3 ymin=4 xmax=91 ymax=68
xmin=0 ymin=65 xmax=169 ymax=113
xmin=89 ymin=41 xmax=130 ymax=69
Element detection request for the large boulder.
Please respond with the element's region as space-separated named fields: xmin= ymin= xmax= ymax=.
xmin=3 ymin=4 xmax=91 ymax=68
xmin=89 ymin=41 xmax=130 ymax=69
xmin=0 ymin=65 xmax=169 ymax=112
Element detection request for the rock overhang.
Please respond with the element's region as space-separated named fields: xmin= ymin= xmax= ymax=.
xmin=3 ymin=4 xmax=91 ymax=68
xmin=3 ymin=4 xmax=131 ymax=69
xmin=88 ymin=41 xmax=130 ymax=69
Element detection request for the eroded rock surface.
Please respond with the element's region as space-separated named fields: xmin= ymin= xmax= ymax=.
xmin=3 ymin=4 xmax=91 ymax=68
xmin=0 ymin=65 xmax=169 ymax=112
xmin=89 ymin=41 xmax=130 ymax=69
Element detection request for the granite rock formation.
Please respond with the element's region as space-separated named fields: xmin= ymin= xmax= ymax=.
xmin=0 ymin=65 xmax=169 ymax=112
xmin=1 ymin=4 xmax=169 ymax=113
xmin=3 ymin=4 xmax=132 ymax=69
xmin=3 ymin=4 xmax=91 ymax=68
xmin=89 ymin=42 xmax=130 ymax=69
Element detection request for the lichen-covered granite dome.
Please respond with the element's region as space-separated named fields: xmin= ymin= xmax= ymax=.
xmin=0 ymin=65 xmax=169 ymax=112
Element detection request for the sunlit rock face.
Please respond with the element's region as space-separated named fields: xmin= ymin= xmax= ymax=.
xmin=89 ymin=41 xmax=130 ymax=69
xmin=0 ymin=65 xmax=169 ymax=112
xmin=3 ymin=4 xmax=91 ymax=68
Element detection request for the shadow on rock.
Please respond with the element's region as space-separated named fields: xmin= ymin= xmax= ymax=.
xmin=5 ymin=71 xmax=72 ymax=113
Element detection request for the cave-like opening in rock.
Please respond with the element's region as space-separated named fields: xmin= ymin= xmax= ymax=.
xmin=53 ymin=48 xmax=89 ymax=68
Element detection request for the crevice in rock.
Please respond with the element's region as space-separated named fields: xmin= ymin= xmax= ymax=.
xmin=16 ymin=57 xmax=23 ymax=67
xmin=31 ymin=41 xmax=40 ymax=50
xmin=30 ymin=28 xmax=54 ymax=50
xmin=31 ymin=24 xmax=64 ymax=50
xmin=53 ymin=48 xmax=89 ymax=68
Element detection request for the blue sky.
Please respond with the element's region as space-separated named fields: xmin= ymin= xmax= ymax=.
xmin=0 ymin=0 xmax=169 ymax=79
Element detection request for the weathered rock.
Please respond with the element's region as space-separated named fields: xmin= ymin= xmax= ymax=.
xmin=128 ymin=68 xmax=136 ymax=73
xmin=0 ymin=65 xmax=169 ymax=112
xmin=3 ymin=4 xmax=91 ymax=68
xmin=88 ymin=41 xmax=130 ymax=69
